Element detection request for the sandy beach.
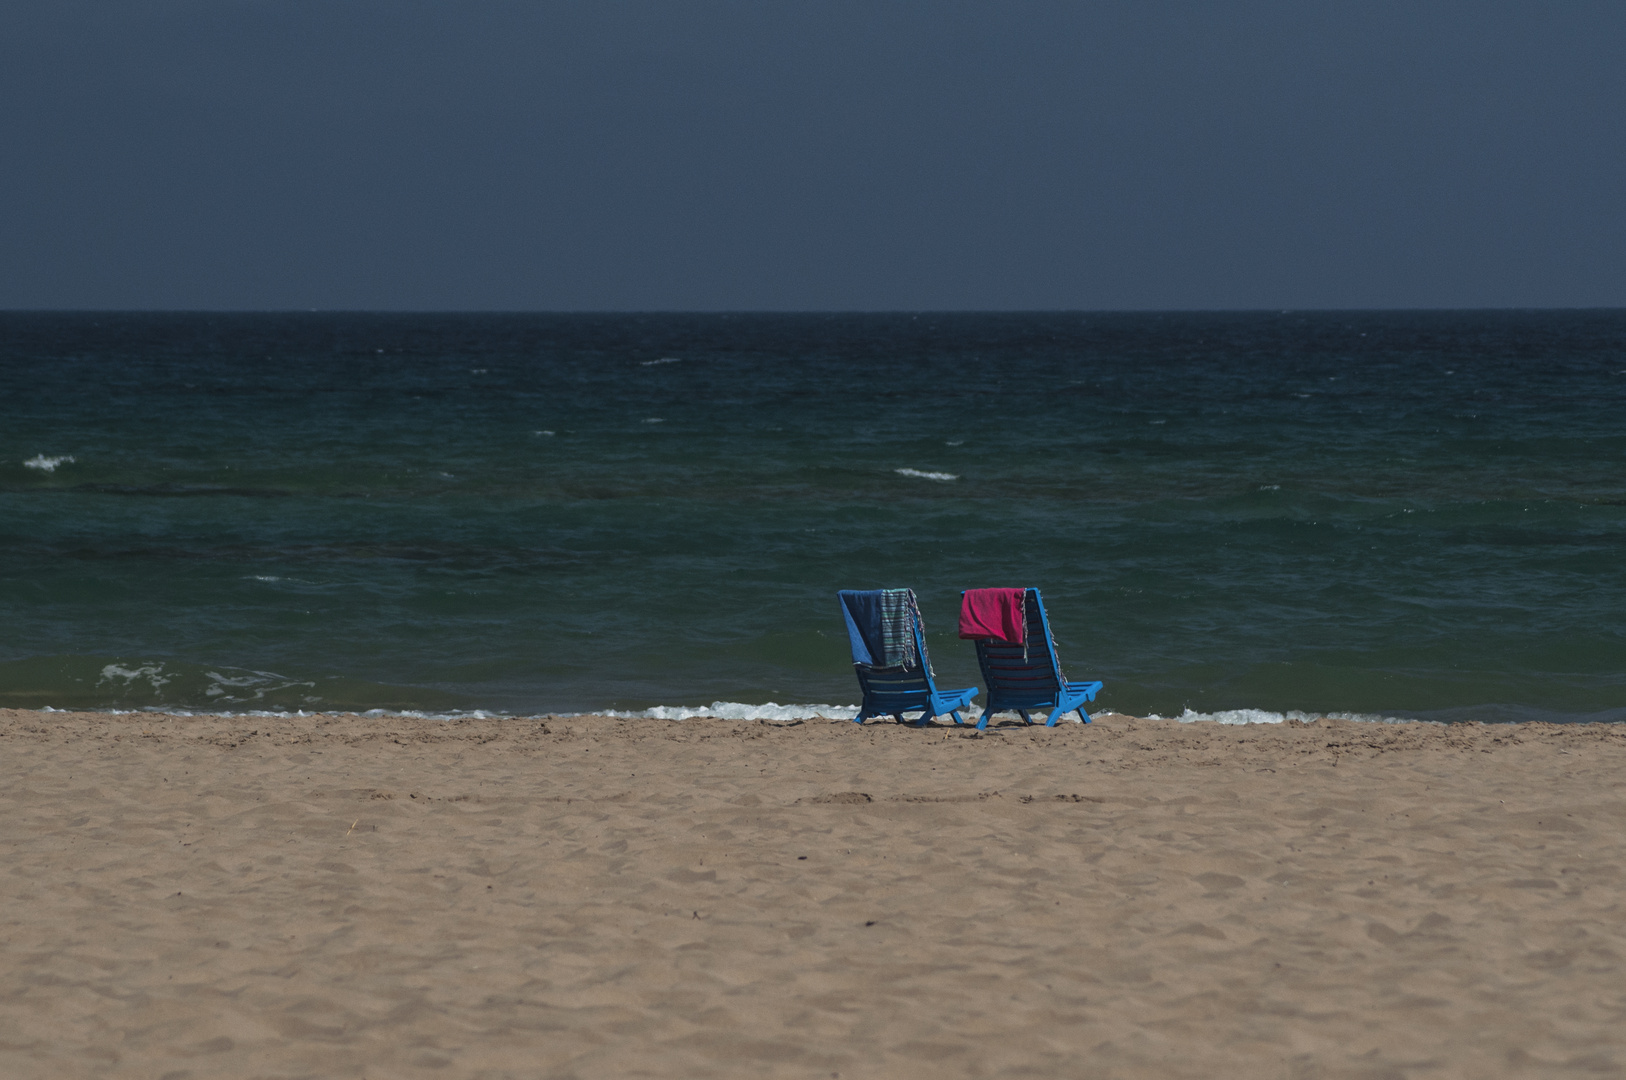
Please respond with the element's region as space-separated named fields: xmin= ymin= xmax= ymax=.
xmin=3 ymin=709 xmax=1624 ymax=1079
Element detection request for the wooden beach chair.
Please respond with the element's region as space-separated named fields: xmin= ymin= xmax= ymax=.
xmin=962 ymin=587 xmax=1103 ymax=730
xmin=837 ymin=589 xmax=978 ymax=726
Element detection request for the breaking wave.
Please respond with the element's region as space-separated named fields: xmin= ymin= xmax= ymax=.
xmin=597 ymin=701 xmax=860 ymax=722
xmin=1157 ymin=708 xmax=1404 ymax=725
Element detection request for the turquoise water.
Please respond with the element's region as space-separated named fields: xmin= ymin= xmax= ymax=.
xmin=2 ymin=311 xmax=1623 ymax=721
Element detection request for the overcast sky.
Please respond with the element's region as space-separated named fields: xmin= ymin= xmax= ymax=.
xmin=1 ymin=1 xmax=1622 ymax=310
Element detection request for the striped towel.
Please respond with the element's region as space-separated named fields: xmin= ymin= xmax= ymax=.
xmin=876 ymin=589 xmax=917 ymax=670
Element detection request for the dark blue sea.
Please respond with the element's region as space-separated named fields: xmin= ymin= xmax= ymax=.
xmin=3 ymin=311 xmax=1624 ymax=723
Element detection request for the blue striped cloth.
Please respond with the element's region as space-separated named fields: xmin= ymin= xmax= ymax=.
xmin=837 ymin=588 xmax=930 ymax=673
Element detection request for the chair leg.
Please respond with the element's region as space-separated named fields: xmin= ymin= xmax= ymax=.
xmin=1018 ymin=710 xmax=1032 ymax=725
xmin=1046 ymin=698 xmax=1089 ymax=726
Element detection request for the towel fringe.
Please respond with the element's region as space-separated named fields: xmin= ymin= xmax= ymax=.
xmin=1022 ymin=590 xmax=1030 ymax=662
xmin=907 ymin=589 xmax=935 ymax=677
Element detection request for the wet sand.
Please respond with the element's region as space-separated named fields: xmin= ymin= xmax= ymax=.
xmin=3 ymin=708 xmax=1625 ymax=1079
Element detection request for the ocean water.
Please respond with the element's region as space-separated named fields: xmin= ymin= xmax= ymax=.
xmin=2 ymin=311 xmax=1623 ymax=723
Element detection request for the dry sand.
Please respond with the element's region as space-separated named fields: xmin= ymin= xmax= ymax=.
xmin=3 ymin=708 xmax=1625 ymax=1079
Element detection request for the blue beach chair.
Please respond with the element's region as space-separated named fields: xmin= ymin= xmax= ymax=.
xmin=837 ymin=589 xmax=978 ymax=726
xmin=964 ymin=587 xmax=1103 ymax=730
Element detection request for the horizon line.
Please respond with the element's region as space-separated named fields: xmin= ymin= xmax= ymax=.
xmin=2 ymin=305 xmax=1623 ymax=316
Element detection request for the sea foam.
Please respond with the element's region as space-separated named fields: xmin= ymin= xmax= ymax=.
xmin=23 ymin=454 xmax=75 ymax=472
xmin=99 ymin=663 xmax=172 ymax=691
xmin=591 ymin=703 xmax=1097 ymax=724
xmin=599 ymin=701 xmax=860 ymax=722
xmin=1157 ymin=708 xmax=1409 ymax=725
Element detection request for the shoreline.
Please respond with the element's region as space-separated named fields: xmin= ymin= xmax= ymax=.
xmin=8 ymin=703 xmax=1626 ymax=728
xmin=4 ymin=709 xmax=1625 ymax=1076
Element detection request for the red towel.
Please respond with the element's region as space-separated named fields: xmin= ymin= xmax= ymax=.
xmin=959 ymin=588 xmax=1026 ymax=643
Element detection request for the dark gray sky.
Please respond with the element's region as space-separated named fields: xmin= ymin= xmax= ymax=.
xmin=2 ymin=1 xmax=1622 ymax=310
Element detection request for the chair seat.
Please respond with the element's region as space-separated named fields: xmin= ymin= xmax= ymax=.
xmin=855 ymin=665 xmax=978 ymax=725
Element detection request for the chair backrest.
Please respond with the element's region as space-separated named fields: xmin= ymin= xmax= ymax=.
xmin=972 ymin=588 xmax=1068 ymax=706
